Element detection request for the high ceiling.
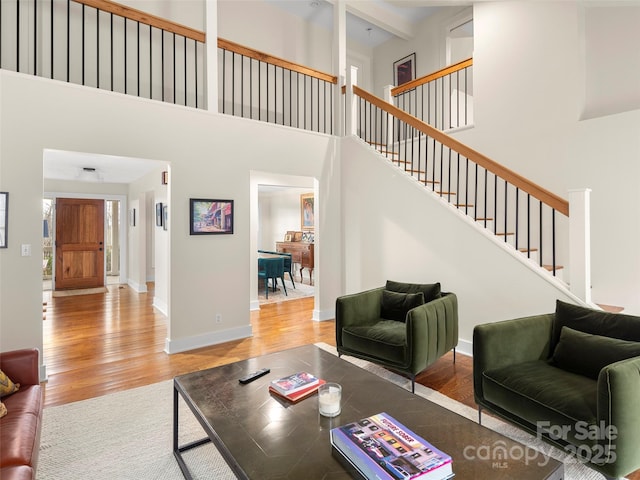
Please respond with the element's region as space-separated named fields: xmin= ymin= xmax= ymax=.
xmin=266 ymin=0 xmax=447 ymax=48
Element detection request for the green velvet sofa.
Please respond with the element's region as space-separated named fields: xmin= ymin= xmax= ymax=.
xmin=473 ymin=300 xmax=640 ymax=479
xmin=336 ymin=281 xmax=458 ymax=393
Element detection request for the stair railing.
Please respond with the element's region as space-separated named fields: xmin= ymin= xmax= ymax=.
xmin=352 ymin=84 xmax=569 ymax=277
xmin=0 ymin=0 xmax=206 ymax=107
xmin=392 ymin=58 xmax=473 ymax=131
xmin=217 ymin=38 xmax=337 ymax=134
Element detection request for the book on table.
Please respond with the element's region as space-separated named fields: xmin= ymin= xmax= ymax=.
xmin=269 ymin=371 xmax=320 ymax=396
xmin=330 ymin=412 xmax=454 ymax=480
xmin=268 ymin=378 xmax=326 ymax=403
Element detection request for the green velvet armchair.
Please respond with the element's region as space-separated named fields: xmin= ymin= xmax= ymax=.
xmin=335 ymin=281 xmax=458 ymax=393
xmin=473 ymin=300 xmax=640 ymax=480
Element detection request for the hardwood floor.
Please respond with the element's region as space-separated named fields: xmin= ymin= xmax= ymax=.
xmin=42 ymin=282 xmax=471 ymax=409
xmin=41 ymin=283 xmax=639 ymax=480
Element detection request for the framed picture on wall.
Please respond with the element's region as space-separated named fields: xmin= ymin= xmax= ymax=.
xmin=300 ymin=193 xmax=314 ymax=231
xmin=156 ymin=202 xmax=163 ymax=227
xmin=393 ymin=53 xmax=416 ymax=87
xmin=0 ymin=192 xmax=8 ymax=248
xmin=189 ymin=199 xmax=234 ymax=235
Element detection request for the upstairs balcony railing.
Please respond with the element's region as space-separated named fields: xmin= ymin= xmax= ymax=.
xmin=218 ymin=39 xmax=337 ymax=134
xmin=352 ymin=84 xmax=568 ymax=277
xmin=392 ymin=58 xmax=473 ymax=131
xmin=0 ymin=0 xmax=206 ymax=107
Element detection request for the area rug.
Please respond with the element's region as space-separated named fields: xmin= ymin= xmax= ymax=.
xmin=258 ymin=278 xmax=314 ymax=305
xmin=38 ymin=343 xmax=609 ymax=480
xmin=51 ymin=286 xmax=108 ymax=297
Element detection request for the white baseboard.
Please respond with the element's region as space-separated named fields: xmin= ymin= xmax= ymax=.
xmin=249 ymin=300 xmax=260 ymax=311
xmin=153 ymin=297 xmax=168 ymax=316
xmin=456 ymin=338 xmax=473 ymax=357
xmin=312 ymin=308 xmax=335 ymax=322
xmin=127 ymin=279 xmax=148 ymax=293
xmin=164 ymin=324 xmax=253 ymax=354
xmin=39 ymin=364 xmax=48 ymax=383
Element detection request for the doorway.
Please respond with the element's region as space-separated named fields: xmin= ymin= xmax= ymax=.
xmin=42 ymin=195 xmax=126 ymax=291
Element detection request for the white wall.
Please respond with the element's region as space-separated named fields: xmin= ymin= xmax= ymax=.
xmin=449 ymin=1 xmax=640 ymax=314
xmin=259 ymin=187 xmax=313 ymax=250
xmin=0 ymin=70 xmax=339 ymax=370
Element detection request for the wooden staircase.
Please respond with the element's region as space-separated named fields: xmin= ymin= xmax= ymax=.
xmin=368 ymin=141 xmax=566 ymax=280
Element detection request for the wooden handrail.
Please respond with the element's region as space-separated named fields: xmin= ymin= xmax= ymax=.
xmin=218 ymin=38 xmax=337 ymax=85
xmin=392 ymin=57 xmax=473 ymax=97
xmin=73 ymin=0 xmax=206 ymax=43
xmin=353 ymin=85 xmax=569 ymax=216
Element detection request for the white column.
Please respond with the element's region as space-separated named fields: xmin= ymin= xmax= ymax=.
xmin=345 ymin=66 xmax=358 ymax=136
xmin=383 ymin=85 xmax=394 ymax=146
xmin=333 ymin=0 xmax=346 ymax=136
xmin=205 ymin=0 xmax=218 ymax=112
xmin=569 ymin=188 xmax=592 ymax=303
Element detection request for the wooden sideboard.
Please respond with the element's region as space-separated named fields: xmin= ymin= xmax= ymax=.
xmin=275 ymin=241 xmax=314 ymax=284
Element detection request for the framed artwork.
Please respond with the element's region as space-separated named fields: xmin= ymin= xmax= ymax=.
xmin=393 ymin=53 xmax=416 ymax=87
xmin=156 ymin=202 xmax=163 ymax=227
xmin=300 ymin=193 xmax=314 ymax=231
xmin=129 ymin=208 xmax=136 ymax=227
xmin=190 ymin=199 xmax=234 ymax=235
xmin=0 ymin=192 xmax=7 ymax=248
xmin=163 ymin=205 xmax=168 ymax=231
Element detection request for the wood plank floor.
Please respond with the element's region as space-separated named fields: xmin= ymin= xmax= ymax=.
xmin=41 ymin=282 xmax=471 ymax=409
xmin=41 ymin=283 xmax=639 ymax=480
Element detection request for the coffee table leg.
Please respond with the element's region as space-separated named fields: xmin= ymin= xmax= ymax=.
xmin=173 ymin=383 xmax=212 ymax=479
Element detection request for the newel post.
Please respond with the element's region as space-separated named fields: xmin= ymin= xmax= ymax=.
xmin=345 ymin=66 xmax=358 ymax=136
xmin=383 ymin=86 xmax=394 ymax=146
xmin=568 ymin=188 xmax=592 ymax=303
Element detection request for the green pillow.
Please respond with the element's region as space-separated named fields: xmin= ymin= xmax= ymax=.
xmin=551 ymin=326 xmax=640 ymax=379
xmin=385 ymin=280 xmax=441 ymax=303
xmin=552 ymin=300 xmax=640 ymax=353
xmin=380 ymin=290 xmax=424 ymax=322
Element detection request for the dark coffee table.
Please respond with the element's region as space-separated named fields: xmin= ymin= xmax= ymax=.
xmin=173 ymin=344 xmax=563 ymax=479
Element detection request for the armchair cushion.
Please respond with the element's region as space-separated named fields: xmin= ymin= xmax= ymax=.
xmin=385 ymin=280 xmax=441 ymax=303
xmin=342 ymin=320 xmax=406 ymax=365
xmin=551 ymin=326 xmax=640 ymax=380
xmin=380 ymin=290 xmax=424 ymax=322
xmin=552 ymin=300 xmax=640 ymax=352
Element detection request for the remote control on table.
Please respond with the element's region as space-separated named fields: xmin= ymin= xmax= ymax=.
xmin=239 ymin=368 xmax=270 ymax=384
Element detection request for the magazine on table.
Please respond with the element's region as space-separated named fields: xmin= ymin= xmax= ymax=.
xmin=331 ymin=412 xmax=454 ymax=480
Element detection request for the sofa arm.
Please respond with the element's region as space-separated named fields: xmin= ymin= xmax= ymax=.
xmin=596 ymin=356 xmax=640 ymax=478
xmin=0 ymin=349 xmax=40 ymax=386
xmin=335 ymin=287 xmax=385 ymax=346
xmin=405 ymin=293 xmax=458 ymax=371
xmin=473 ymin=314 xmax=554 ymax=404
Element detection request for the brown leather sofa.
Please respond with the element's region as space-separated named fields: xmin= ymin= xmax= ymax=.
xmin=0 ymin=349 xmax=43 ymax=480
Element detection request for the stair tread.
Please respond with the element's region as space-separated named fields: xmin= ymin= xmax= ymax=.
xmin=597 ymin=304 xmax=624 ymax=313
xmin=518 ymin=248 xmax=539 ymax=252
xmin=543 ymin=264 xmax=564 ymax=271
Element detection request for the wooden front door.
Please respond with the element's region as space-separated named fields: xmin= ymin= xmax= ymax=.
xmin=55 ymin=198 xmax=105 ymax=290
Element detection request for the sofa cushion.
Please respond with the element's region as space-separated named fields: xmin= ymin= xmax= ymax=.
xmin=380 ymin=290 xmax=424 ymax=322
xmin=0 ymin=465 xmax=35 ymax=480
xmin=0 ymin=370 xmax=20 ymax=397
xmin=552 ymin=326 xmax=640 ymax=379
xmin=385 ymin=280 xmax=441 ymax=303
xmin=552 ymin=300 xmax=640 ymax=353
xmin=342 ymin=320 xmax=406 ymax=366
xmin=482 ymin=360 xmax=598 ymax=445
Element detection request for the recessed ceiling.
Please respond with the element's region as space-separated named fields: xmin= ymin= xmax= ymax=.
xmin=43 ymin=149 xmax=164 ymax=184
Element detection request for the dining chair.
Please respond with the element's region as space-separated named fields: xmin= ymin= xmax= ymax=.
xmin=258 ymin=257 xmax=287 ymax=299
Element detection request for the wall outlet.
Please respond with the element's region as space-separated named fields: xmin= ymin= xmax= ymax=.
xmin=215 ymin=313 xmax=222 ymax=323
xmin=21 ymin=244 xmax=31 ymax=256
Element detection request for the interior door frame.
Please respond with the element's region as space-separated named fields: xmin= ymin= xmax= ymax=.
xmin=44 ymin=191 xmax=128 ymax=289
